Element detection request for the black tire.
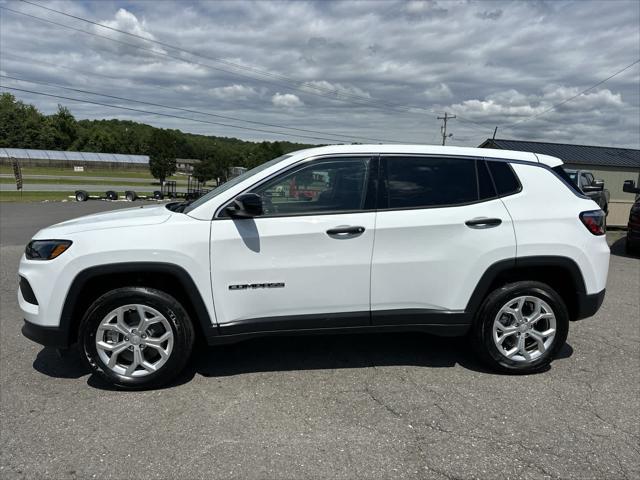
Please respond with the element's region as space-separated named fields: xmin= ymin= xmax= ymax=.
xmin=471 ymin=281 xmax=569 ymax=374
xmin=75 ymin=190 xmax=88 ymax=202
xmin=153 ymin=190 xmax=164 ymax=200
xmin=625 ymin=238 xmax=640 ymax=256
xmin=105 ymin=190 xmax=118 ymax=201
xmin=79 ymin=287 xmax=195 ymax=390
xmin=125 ymin=190 xmax=137 ymax=202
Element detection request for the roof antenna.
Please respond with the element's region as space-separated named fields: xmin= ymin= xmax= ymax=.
xmin=492 ymin=126 xmax=498 ymax=140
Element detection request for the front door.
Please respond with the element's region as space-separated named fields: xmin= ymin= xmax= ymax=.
xmin=210 ymin=156 xmax=377 ymax=333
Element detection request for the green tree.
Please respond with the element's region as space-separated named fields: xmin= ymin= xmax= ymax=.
xmin=193 ymin=144 xmax=235 ymax=184
xmin=47 ymin=105 xmax=78 ymax=149
xmin=148 ymin=129 xmax=177 ymax=185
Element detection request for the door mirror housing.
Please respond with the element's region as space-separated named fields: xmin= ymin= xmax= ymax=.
xmin=623 ymin=180 xmax=640 ymax=194
xmin=582 ymin=179 xmax=604 ymax=193
xmin=225 ymin=193 xmax=263 ymax=218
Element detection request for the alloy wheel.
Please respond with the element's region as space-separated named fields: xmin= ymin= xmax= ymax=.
xmin=492 ymin=296 xmax=557 ymax=363
xmin=95 ymin=304 xmax=174 ymax=378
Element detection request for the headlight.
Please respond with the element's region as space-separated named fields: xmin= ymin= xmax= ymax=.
xmin=25 ymin=240 xmax=72 ymax=260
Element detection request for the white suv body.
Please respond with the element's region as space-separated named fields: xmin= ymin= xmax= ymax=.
xmin=18 ymin=145 xmax=609 ymax=388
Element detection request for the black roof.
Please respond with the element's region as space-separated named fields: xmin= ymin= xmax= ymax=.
xmin=479 ymin=139 xmax=640 ymax=169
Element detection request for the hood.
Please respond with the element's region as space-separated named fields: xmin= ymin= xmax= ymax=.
xmin=34 ymin=205 xmax=172 ymax=238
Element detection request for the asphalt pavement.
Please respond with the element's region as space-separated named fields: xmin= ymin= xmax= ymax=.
xmin=1 ymin=202 xmax=638 ymax=479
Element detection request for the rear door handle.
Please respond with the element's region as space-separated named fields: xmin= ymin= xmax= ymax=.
xmin=326 ymin=225 xmax=365 ymax=236
xmin=465 ymin=217 xmax=502 ymax=229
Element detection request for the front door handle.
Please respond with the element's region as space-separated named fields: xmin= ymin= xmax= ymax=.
xmin=326 ymin=226 xmax=365 ymax=236
xmin=465 ymin=217 xmax=502 ymax=229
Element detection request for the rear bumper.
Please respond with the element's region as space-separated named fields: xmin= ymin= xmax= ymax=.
xmin=574 ymin=289 xmax=606 ymax=321
xmin=22 ymin=320 xmax=70 ymax=348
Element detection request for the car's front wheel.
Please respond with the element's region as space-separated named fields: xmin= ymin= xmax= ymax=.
xmin=79 ymin=287 xmax=194 ymax=389
xmin=472 ymin=281 xmax=569 ymax=373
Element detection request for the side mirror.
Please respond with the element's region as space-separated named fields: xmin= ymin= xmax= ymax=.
xmin=583 ymin=179 xmax=604 ymax=192
xmin=623 ymin=180 xmax=640 ymax=194
xmin=225 ymin=193 xmax=263 ymax=218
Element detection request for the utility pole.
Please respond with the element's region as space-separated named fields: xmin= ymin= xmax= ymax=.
xmin=437 ymin=112 xmax=456 ymax=145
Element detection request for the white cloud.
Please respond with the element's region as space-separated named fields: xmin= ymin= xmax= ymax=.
xmin=271 ymin=92 xmax=304 ymax=108
xmin=301 ymin=80 xmax=372 ymax=101
xmin=449 ymin=87 xmax=627 ymax=121
xmin=208 ymin=84 xmax=258 ymax=100
xmin=91 ymin=8 xmax=165 ymax=56
xmin=102 ymin=8 xmax=156 ymax=41
xmin=424 ymin=83 xmax=453 ymax=101
xmin=2 ymin=0 xmax=637 ymax=147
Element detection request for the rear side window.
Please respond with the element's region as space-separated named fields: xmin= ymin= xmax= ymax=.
xmin=383 ymin=156 xmax=478 ymax=208
xmin=487 ymin=161 xmax=521 ymax=196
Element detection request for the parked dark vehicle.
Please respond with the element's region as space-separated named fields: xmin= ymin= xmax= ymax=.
xmin=622 ymin=180 xmax=640 ymax=255
xmin=565 ymin=169 xmax=610 ymax=214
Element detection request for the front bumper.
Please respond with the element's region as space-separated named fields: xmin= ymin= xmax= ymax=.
xmin=574 ymin=288 xmax=606 ymax=320
xmin=22 ymin=319 xmax=70 ymax=348
xmin=18 ymin=262 xmax=74 ymax=349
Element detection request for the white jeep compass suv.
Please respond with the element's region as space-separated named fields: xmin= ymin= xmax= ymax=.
xmin=18 ymin=145 xmax=609 ymax=389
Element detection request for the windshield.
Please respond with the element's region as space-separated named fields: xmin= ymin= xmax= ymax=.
xmin=183 ymin=154 xmax=292 ymax=214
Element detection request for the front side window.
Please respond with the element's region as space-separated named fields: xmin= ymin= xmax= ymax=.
xmin=383 ymin=156 xmax=478 ymax=209
xmin=251 ymin=157 xmax=370 ymax=216
xmin=183 ymin=154 xmax=292 ymax=214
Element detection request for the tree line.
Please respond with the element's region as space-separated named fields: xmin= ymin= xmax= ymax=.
xmin=0 ymin=93 xmax=315 ymax=183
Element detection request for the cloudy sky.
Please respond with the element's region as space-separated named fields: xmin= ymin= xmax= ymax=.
xmin=1 ymin=0 xmax=639 ymax=148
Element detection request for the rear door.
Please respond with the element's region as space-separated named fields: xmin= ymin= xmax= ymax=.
xmin=370 ymin=156 xmax=517 ymax=325
xmin=210 ymin=155 xmax=377 ymax=332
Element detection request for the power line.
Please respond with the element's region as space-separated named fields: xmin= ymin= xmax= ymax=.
xmin=19 ymin=0 xmax=463 ymax=114
xmin=11 ymin=0 xmax=495 ymax=134
xmin=1 ymin=51 xmax=187 ymax=95
xmin=0 ymin=85 xmax=364 ymax=144
xmin=0 ymin=73 xmax=399 ymax=143
xmin=3 ymin=5 xmax=416 ymax=114
xmin=503 ymin=58 xmax=640 ymax=128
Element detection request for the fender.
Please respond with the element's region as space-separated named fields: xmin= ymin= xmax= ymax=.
xmin=464 ymin=255 xmax=588 ymax=318
xmin=59 ymin=262 xmax=217 ymax=347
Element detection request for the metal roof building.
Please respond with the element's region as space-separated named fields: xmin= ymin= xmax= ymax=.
xmin=0 ymin=148 xmax=149 ymax=166
xmin=479 ymin=139 xmax=640 ymax=169
xmin=479 ymin=139 xmax=640 ymax=226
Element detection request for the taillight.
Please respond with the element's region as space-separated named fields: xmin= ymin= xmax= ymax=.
xmin=580 ymin=210 xmax=606 ymax=236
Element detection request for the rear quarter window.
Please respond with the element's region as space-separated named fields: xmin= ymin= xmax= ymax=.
xmin=552 ymin=166 xmax=586 ymax=196
xmin=487 ymin=161 xmax=521 ymax=196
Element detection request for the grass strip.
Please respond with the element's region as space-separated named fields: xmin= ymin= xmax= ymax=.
xmin=0 ymin=178 xmax=158 ymax=187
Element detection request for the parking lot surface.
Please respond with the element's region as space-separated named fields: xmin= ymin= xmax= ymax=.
xmin=1 ymin=202 xmax=638 ymax=479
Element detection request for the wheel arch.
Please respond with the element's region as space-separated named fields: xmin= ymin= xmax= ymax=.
xmin=60 ymin=262 xmax=217 ymax=347
xmin=465 ymin=256 xmax=588 ymax=321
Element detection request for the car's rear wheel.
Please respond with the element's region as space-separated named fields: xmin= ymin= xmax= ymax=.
xmin=79 ymin=287 xmax=194 ymax=389
xmin=472 ymin=281 xmax=569 ymax=373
